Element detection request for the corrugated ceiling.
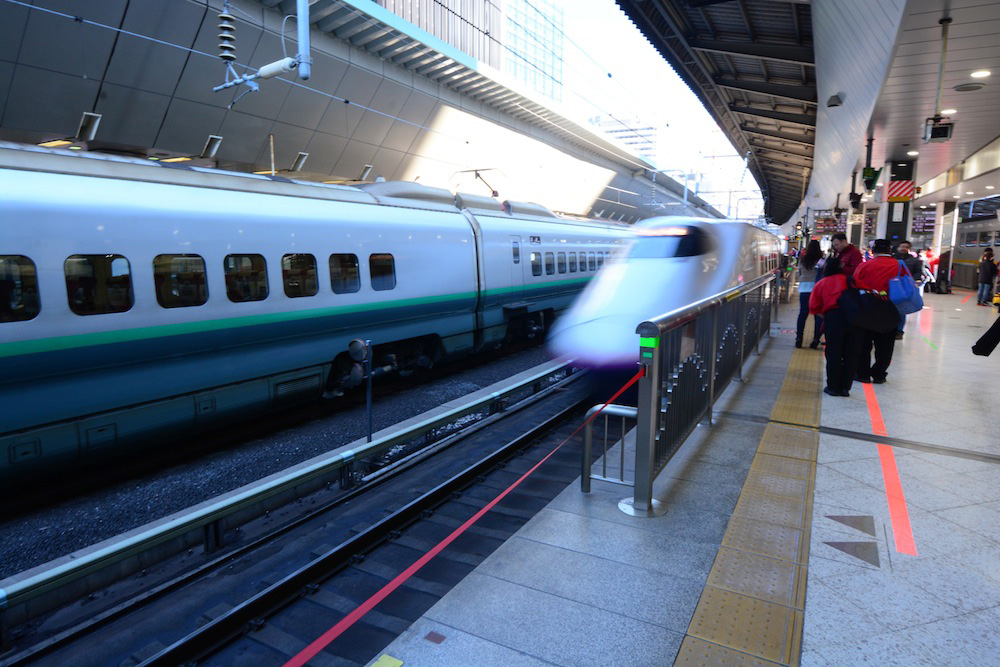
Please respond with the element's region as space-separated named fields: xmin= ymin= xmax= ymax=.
xmin=615 ymin=0 xmax=815 ymax=225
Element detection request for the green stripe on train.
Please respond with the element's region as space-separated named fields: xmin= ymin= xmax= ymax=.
xmin=1 ymin=276 xmax=593 ymax=358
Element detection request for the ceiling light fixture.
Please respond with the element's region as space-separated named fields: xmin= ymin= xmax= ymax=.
xmin=941 ymin=108 xmax=957 ymax=114
xmin=37 ymin=139 xmax=74 ymax=148
xmin=986 ymin=185 xmax=996 ymax=190
xmin=907 ymin=151 xmax=919 ymax=156
xmin=971 ymin=70 xmax=991 ymax=78
xmin=76 ymin=112 xmax=102 ymax=142
xmin=966 ymin=191 xmax=974 ymax=194
xmin=200 ymin=135 xmax=223 ymax=159
xmin=952 ymin=195 xmax=961 ymax=198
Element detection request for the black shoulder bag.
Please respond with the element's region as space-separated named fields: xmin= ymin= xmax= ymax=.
xmin=836 ymin=276 xmax=900 ymax=333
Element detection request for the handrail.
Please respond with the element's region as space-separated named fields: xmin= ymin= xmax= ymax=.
xmin=629 ymin=271 xmax=777 ymax=516
xmin=0 ymin=361 xmax=573 ymax=621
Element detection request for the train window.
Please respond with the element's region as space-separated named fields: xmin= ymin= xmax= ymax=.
xmin=512 ymin=242 xmax=520 ymax=264
xmin=531 ymin=252 xmax=542 ymax=276
xmin=329 ymin=254 xmax=360 ymax=294
xmin=370 ymin=254 xmax=396 ymax=291
xmin=588 ymin=252 xmax=597 ymax=271
xmin=153 ymin=254 xmax=208 ymax=308
xmin=0 ymin=255 xmax=40 ymax=322
xmin=568 ymin=253 xmax=577 ymax=273
xmin=628 ymin=226 xmax=712 ymax=259
xmin=224 ymin=254 xmax=269 ymax=302
xmin=65 ymin=254 xmax=134 ymax=315
xmin=545 ymin=252 xmax=555 ymax=275
xmin=597 ymin=254 xmax=604 ymax=269
xmin=282 ymin=254 xmax=318 ymax=298
xmin=557 ymin=252 xmax=567 ymax=274
xmin=980 ymin=232 xmax=992 ymax=247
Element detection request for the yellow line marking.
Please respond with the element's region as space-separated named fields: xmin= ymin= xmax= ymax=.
xmin=676 ymin=320 xmax=822 ymax=666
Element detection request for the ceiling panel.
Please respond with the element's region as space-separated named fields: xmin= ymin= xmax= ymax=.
xmin=260 ymin=120 xmax=314 ymax=168
xmin=93 ymin=84 xmax=171 ymax=148
xmin=0 ymin=2 xmax=29 ymax=63
xmin=214 ymin=109 xmax=273 ymax=163
xmin=155 ymin=98 xmax=228 ymax=157
xmin=332 ymin=139 xmax=379 ymax=180
xmin=0 ymin=61 xmax=13 ymax=122
xmin=371 ymin=146 xmax=406 ymax=181
xmin=3 ymin=65 xmax=100 ymax=136
xmin=103 ymin=0 xmax=205 ymax=96
xmin=303 ymin=131 xmax=348 ymax=174
xmin=18 ymin=0 xmax=126 ymax=78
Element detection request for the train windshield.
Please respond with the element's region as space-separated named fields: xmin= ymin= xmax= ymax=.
xmin=628 ymin=226 xmax=710 ymax=258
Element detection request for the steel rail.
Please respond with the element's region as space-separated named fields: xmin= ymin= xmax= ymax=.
xmin=0 ymin=360 xmax=573 ymax=633
xmin=140 ymin=392 xmax=588 ymax=665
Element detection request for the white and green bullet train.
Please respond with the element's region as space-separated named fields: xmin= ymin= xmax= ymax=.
xmin=0 ymin=143 xmax=630 ymax=483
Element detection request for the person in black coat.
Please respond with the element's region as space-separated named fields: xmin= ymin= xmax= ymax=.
xmin=978 ymin=249 xmax=998 ymax=306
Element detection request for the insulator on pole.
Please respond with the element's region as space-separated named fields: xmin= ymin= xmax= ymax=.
xmin=219 ymin=11 xmax=236 ymax=62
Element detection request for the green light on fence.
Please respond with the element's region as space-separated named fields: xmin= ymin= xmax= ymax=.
xmin=642 ymin=352 xmax=653 ymax=358
xmin=639 ymin=336 xmax=659 ymax=348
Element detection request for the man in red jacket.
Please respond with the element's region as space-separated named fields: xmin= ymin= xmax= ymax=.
xmin=831 ymin=233 xmax=863 ymax=277
xmin=854 ymin=238 xmax=906 ymax=383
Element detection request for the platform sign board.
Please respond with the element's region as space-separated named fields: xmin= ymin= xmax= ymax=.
xmin=814 ymin=210 xmax=847 ymax=234
xmin=911 ymin=210 xmax=936 ymax=234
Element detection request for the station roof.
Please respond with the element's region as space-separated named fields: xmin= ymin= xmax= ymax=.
xmin=615 ymin=0 xmax=815 ymax=226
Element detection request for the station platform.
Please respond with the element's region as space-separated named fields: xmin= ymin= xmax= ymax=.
xmin=367 ymin=289 xmax=1000 ymax=666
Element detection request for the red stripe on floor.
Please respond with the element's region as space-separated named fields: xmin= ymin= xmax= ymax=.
xmin=962 ymin=294 xmax=971 ymax=303
xmin=282 ymin=369 xmax=645 ymax=667
xmin=862 ymin=383 xmax=917 ymax=556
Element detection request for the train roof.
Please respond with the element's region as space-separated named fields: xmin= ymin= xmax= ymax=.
xmin=0 ymin=141 xmax=620 ymax=229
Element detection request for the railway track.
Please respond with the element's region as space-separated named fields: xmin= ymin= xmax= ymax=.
xmin=3 ymin=365 xmax=622 ymax=666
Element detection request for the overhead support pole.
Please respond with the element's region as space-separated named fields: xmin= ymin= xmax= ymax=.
xmin=729 ymin=105 xmax=816 ymax=127
xmin=690 ymin=39 xmax=814 ymax=66
xmin=715 ymin=77 xmax=817 ymax=104
xmin=296 ymin=0 xmax=311 ymax=80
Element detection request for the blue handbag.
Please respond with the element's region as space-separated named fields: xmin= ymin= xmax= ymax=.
xmin=889 ymin=260 xmax=923 ymax=315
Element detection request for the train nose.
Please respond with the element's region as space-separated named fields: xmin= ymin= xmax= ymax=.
xmin=548 ymin=314 xmax=646 ymax=368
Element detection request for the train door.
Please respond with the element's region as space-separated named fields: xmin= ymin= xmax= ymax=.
xmin=510 ymin=236 xmax=524 ymax=293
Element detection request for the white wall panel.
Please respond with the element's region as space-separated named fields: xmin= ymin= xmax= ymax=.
xmin=796 ymin=0 xmax=906 ymax=226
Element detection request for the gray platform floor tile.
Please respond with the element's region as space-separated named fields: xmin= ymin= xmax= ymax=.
xmin=474 ymin=536 xmax=704 ymax=633
xmin=368 ymin=617 xmax=558 ymax=667
xmin=800 ymin=578 xmax=894 ymax=651
xmin=890 ymin=549 xmax=1000 ymax=614
xmin=422 ymin=573 xmax=686 ymax=667
xmin=513 ymin=507 xmax=719 ymax=581
xmin=546 ymin=483 xmax=732 ymax=545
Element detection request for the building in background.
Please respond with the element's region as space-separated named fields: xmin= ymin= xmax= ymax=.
xmin=587 ymin=115 xmax=661 ymax=163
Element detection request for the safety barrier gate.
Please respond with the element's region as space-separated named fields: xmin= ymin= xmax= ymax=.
xmin=582 ymin=271 xmax=778 ymax=516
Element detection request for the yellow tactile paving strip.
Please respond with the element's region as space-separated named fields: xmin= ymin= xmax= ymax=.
xmin=676 ymin=329 xmax=823 ymax=666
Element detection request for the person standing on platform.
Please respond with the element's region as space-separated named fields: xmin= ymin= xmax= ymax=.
xmin=809 ymin=256 xmax=858 ymax=397
xmin=977 ymin=248 xmax=997 ymax=306
xmin=854 ymin=239 xmax=904 ymax=384
xmin=831 ymin=233 xmax=863 ymax=277
xmin=795 ymin=240 xmax=825 ymax=348
xmin=893 ymin=240 xmax=923 ymax=339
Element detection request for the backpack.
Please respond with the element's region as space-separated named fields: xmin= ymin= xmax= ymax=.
xmin=888 ymin=260 xmax=923 ymax=316
xmin=837 ymin=276 xmax=900 ymax=333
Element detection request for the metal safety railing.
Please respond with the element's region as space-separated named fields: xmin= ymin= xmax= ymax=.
xmin=582 ymin=271 xmax=778 ymax=516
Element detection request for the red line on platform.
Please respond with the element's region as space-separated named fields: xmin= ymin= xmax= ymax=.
xmin=862 ymin=383 xmax=917 ymax=556
xmin=282 ymin=368 xmax=646 ymax=667
xmin=962 ymin=294 xmax=972 ymax=303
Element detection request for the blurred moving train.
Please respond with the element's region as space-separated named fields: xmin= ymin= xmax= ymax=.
xmin=548 ymin=219 xmax=781 ymax=369
xmin=951 ymin=215 xmax=1000 ymax=289
xmin=0 ymin=143 xmax=630 ymax=483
